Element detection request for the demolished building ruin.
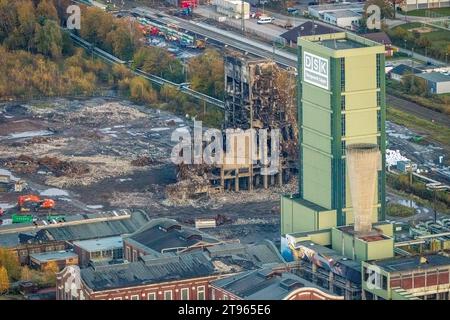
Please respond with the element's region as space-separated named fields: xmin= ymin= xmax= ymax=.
xmin=167 ymin=51 xmax=298 ymax=201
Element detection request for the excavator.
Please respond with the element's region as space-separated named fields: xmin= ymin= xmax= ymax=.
xmin=17 ymin=195 xmax=55 ymax=212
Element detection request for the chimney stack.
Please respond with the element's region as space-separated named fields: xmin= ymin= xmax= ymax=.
xmin=346 ymin=143 xmax=380 ymax=234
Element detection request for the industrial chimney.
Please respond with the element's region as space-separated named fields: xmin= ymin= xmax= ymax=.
xmin=346 ymin=143 xmax=380 ymax=234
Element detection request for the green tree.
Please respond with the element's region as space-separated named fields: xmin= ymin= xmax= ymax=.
xmin=36 ymin=0 xmax=58 ymax=23
xmin=35 ymin=19 xmax=62 ymax=58
xmin=0 ymin=266 xmax=9 ymax=294
xmin=188 ymin=49 xmax=224 ymax=99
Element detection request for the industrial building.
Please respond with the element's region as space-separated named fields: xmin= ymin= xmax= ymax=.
xmin=323 ymin=10 xmax=362 ymax=30
xmin=278 ymin=32 xmax=407 ymax=300
xmin=362 ymin=253 xmax=450 ymax=300
xmin=281 ymin=32 xmax=387 ymax=235
xmin=389 ymin=64 xmax=423 ymax=82
xmin=56 ymin=239 xmax=285 ymax=300
xmin=401 ymin=0 xmax=450 ymax=11
xmin=308 ymin=3 xmax=364 ymax=28
xmin=416 ymin=72 xmax=450 ymax=94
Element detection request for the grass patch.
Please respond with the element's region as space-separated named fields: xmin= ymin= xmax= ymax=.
xmin=406 ymin=8 xmax=450 ymax=17
xmin=388 ymin=22 xmax=450 ymax=61
xmin=387 ymin=203 xmax=416 ymax=217
xmin=386 ymin=80 xmax=450 ymax=115
xmin=387 ymin=106 xmax=450 ymax=147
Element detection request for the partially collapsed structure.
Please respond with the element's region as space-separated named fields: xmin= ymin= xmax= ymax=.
xmin=167 ymin=51 xmax=298 ymax=201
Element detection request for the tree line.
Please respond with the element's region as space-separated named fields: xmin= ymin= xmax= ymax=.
xmin=0 ymin=0 xmax=225 ymax=126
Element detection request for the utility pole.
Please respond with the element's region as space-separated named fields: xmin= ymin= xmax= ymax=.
xmin=433 ymin=189 xmax=437 ymax=223
xmin=241 ymin=0 xmax=245 ymax=34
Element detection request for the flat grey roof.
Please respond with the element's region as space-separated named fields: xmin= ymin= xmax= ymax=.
xmin=325 ymin=10 xmax=361 ymax=18
xmin=73 ymin=236 xmax=123 ymax=252
xmin=30 ymin=250 xmax=77 ymax=263
xmin=369 ymin=254 xmax=450 ymax=272
xmin=416 ymin=72 xmax=450 ymax=83
xmin=318 ymin=38 xmax=365 ymax=50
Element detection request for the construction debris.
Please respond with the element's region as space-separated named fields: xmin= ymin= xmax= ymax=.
xmin=166 ymin=51 xmax=298 ymax=201
xmin=3 ymin=155 xmax=89 ymax=177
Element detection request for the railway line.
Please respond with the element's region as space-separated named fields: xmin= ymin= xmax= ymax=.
xmin=69 ymin=33 xmax=225 ymax=109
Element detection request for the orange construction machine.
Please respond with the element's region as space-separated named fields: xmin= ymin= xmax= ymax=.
xmin=17 ymin=195 xmax=55 ymax=212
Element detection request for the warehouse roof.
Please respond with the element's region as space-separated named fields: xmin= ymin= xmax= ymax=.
xmin=80 ymin=241 xmax=285 ymax=292
xmin=416 ymin=72 xmax=450 ymax=83
xmin=34 ymin=210 xmax=149 ymax=242
xmin=390 ymin=64 xmax=422 ymax=76
xmin=280 ymin=21 xmax=338 ymax=44
xmin=81 ymin=251 xmax=215 ymax=291
xmin=368 ymin=254 xmax=450 ymax=273
xmin=361 ymin=32 xmax=392 ymax=45
xmin=124 ymin=218 xmax=221 ymax=254
xmin=212 ymin=267 xmax=338 ymax=300
xmin=324 ymin=10 xmax=361 ymax=19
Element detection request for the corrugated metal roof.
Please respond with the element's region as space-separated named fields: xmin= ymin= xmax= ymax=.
xmin=82 ymin=251 xmax=215 ymax=291
xmin=126 ymin=218 xmax=220 ymax=253
xmin=212 ymin=267 xmax=335 ymax=300
xmin=36 ymin=210 xmax=149 ymax=242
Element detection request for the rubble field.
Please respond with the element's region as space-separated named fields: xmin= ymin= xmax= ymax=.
xmin=0 ymin=98 xmax=286 ymax=243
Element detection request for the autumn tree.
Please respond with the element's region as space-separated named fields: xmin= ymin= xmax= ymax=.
xmin=133 ymin=47 xmax=183 ymax=82
xmin=129 ymin=77 xmax=158 ymax=104
xmin=36 ymin=0 xmax=59 ymax=23
xmin=42 ymin=261 xmax=59 ymax=285
xmin=188 ymin=49 xmax=224 ymax=99
xmin=0 ymin=266 xmax=9 ymax=294
xmin=0 ymin=248 xmax=20 ymax=280
xmin=20 ymin=266 xmax=33 ymax=282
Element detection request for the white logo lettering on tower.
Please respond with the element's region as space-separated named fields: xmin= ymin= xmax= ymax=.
xmin=303 ymin=51 xmax=329 ymax=90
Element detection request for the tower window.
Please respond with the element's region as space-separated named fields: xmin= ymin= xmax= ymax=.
xmin=340 ymin=58 xmax=345 ymax=91
xmin=341 ymin=95 xmax=346 ymax=111
xmin=376 ymin=54 xmax=381 ymax=88
xmin=377 ymin=110 xmax=381 ymax=132
xmin=341 ymin=114 xmax=346 ymax=136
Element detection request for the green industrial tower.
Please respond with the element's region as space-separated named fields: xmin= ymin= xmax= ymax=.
xmin=281 ymin=32 xmax=387 ymax=235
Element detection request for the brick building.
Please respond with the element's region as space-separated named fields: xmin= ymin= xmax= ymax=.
xmin=362 ymin=253 xmax=450 ymax=300
xmin=56 ymin=241 xmax=285 ymax=300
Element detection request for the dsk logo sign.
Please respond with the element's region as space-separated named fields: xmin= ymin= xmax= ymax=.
xmin=303 ymin=51 xmax=329 ymax=90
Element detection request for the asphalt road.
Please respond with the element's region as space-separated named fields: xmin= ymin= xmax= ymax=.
xmin=387 ymin=95 xmax=450 ymax=127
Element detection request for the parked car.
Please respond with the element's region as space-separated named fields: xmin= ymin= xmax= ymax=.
xmin=287 ymin=7 xmax=299 ymax=15
xmin=257 ymin=16 xmax=275 ymax=24
xmin=250 ymin=11 xmax=263 ymax=19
